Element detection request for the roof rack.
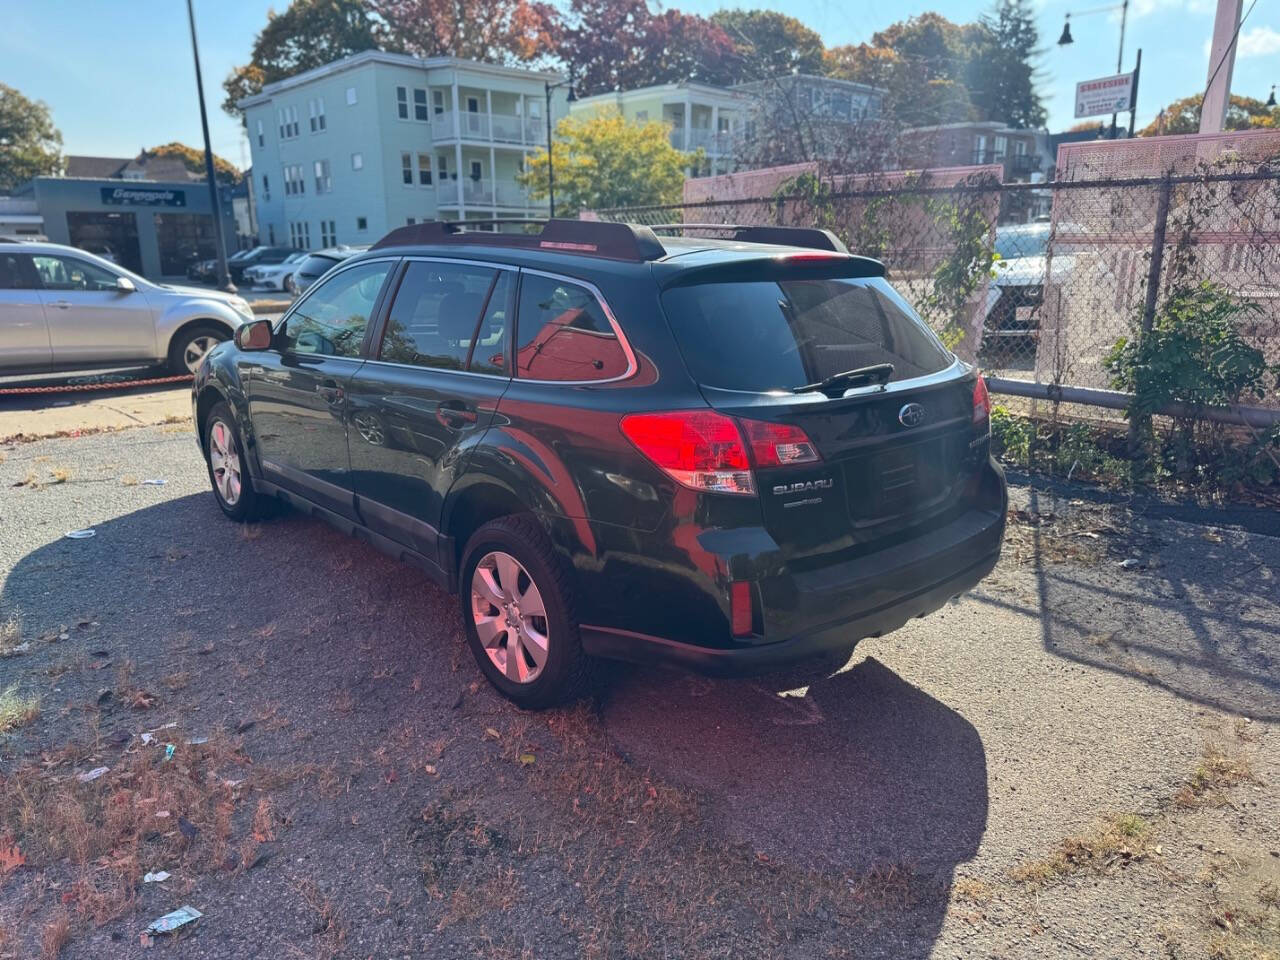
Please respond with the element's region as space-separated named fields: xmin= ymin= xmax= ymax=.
xmin=371 ymin=218 xmax=666 ymax=262
xmin=645 ymin=223 xmax=849 ymax=254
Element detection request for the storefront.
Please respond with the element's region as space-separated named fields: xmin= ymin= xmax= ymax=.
xmin=15 ymin=177 xmax=237 ymax=281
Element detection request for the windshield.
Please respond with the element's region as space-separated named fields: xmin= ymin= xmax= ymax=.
xmin=994 ymin=224 xmax=1050 ymax=260
xmin=661 ymin=276 xmax=952 ymax=393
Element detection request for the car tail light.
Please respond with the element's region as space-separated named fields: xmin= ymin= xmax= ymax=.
xmin=620 ymin=411 xmax=755 ymax=495
xmin=973 ymin=375 xmax=991 ymax=426
xmin=730 ymin=581 xmax=753 ymax=637
xmin=738 ymin=418 xmax=821 ymax=468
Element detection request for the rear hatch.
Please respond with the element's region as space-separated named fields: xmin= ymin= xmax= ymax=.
xmin=659 ymin=269 xmax=990 ymax=565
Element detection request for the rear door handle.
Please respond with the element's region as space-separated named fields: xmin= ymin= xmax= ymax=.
xmin=49 ymin=300 xmax=71 ymax=310
xmin=436 ymin=402 xmax=477 ymax=428
xmin=315 ymin=378 xmax=344 ymax=403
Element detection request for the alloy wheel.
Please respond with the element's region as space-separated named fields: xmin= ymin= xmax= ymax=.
xmin=470 ymin=551 xmax=550 ymax=684
xmin=184 ymin=335 xmax=219 ymax=373
xmin=208 ymin=419 xmax=242 ymax=506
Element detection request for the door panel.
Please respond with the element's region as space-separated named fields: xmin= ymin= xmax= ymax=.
xmin=32 ymin=254 xmax=156 ymax=364
xmin=0 ymin=252 xmax=51 ymax=372
xmin=244 ymin=259 xmax=396 ymax=519
xmin=347 ymin=260 xmax=514 ymax=557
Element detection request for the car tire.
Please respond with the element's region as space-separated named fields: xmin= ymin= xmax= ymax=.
xmin=459 ymin=515 xmax=594 ymax=709
xmin=169 ymin=323 xmax=228 ymax=375
xmin=203 ymin=401 xmax=273 ymax=522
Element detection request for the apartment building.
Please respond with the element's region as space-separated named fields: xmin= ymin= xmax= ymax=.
xmin=239 ymin=51 xmax=570 ymax=247
xmin=569 ymin=82 xmax=745 ymax=177
xmin=900 ymin=121 xmax=1043 ymax=181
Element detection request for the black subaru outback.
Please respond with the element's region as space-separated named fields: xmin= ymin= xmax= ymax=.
xmin=193 ymin=220 xmax=1006 ymax=707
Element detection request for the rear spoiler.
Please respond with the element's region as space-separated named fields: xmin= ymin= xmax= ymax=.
xmin=655 ymin=252 xmax=887 ymax=290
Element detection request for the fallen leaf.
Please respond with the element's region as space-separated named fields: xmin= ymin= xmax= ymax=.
xmin=519 ymin=753 xmax=536 ymax=767
xmin=1202 ymin=530 xmax=1223 ymax=543
xmin=484 ymin=727 xmax=501 ymax=742
xmin=0 ymin=839 xmax=25 ymax=875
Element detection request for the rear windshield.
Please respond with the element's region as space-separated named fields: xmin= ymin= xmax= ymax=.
xmin=661 ymin=276 xmax=953 ymax=393
xmin=297 ymin=255 xmax=338 ymax=277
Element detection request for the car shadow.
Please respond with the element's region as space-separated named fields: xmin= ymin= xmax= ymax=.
xmin=601 ymin=655 xmax=988 ymax=958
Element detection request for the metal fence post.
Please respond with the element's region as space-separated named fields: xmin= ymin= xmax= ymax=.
xmin=1127 ymin=173 xmax=1174 ymax=466
xmin=775 ymin=196 xmax=785 ymax=226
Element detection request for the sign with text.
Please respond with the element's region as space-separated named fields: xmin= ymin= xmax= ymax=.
xmin=1074 ymin=72 xmax=1136 ymax=119
xmin=100 ymin=186 xmax=187 ymax=207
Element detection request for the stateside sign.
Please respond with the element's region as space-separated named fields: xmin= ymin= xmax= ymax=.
xmin=1074 ymin=72 xmax=1135 ymax=119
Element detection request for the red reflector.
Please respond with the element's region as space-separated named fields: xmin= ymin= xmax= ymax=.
xmin=730 ymin=581 xmax=753 ymax=637
xmin=973 ymin=375 xmax=991 ymax=424
xmin=738 ymin=418 xmax=821 ymax=468
xmin=777 ymin=252 xmax=848 ymax=262
xmin=620 ymin=410 xmax=755 ymax=495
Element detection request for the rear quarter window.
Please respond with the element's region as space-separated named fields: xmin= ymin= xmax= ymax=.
xmin=514 ymin=274 xmax=630 ymax=382
xmin=660 ymin=276 xmax=952 ymax=393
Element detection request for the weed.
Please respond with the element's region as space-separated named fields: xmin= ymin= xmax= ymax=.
xmin=295 ymin=880 xmax=346 ymax=958
xmin=49 ymin=467 xmax=71 ymax=484
xmin=162 ymin=671 xmax=191 ymax=692
xmin=120 ymin=475 xmax=139 ymax=486
xmin=951 ymin=876 xmax=995 ymax=904
xmin=39 ymin=909 xmax=70 ymax=960
xmin=0 ymin=685 xmax=39 ymax=732
xmin=1011 ymin=813 xmax=1153 ymax=887
xmin=0 ymin=613 xmax=22 ymax=654
xmin=1175 ymin=743 xmax=1257 ymax=809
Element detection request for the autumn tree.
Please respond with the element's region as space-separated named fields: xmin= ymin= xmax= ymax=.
xmin=709 ymin=9 xmax=825 ymax=82
xmin=377 ymin=0 xmax=560 ymax=64
xmin=517 ymin=109 xmax=700 ymax=215
xmin=0 ymin=83 xmax=62 ymax=192
xmin=222 ymin=0 xmax=390 ymax=118
xmin=1138 ymin=93 xmax=1279 ymax=136
xmin=143 ymin=143 xmax=241 ymax=184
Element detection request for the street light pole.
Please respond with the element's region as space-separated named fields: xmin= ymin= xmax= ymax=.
xmin=543 ymin=70 xmax=576 ymax=219
xmin=1058 ymin=1 xmax=1133 ymax=140
xmin=1110 ymin=0 xmax=1129 ymax=139
xmin=185 ymin=0 xmax=235 ymax=292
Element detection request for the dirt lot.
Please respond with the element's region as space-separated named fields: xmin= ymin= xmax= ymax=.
xmin=0 ymin=422 xmax=1277 ymax=959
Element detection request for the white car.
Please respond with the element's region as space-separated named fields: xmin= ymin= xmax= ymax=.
xmin=290 ymin=245 xmax=370 ymax=295
xmin=243 ymin=251 xmax=308 ymax=293
xmin=0 ymin=241 xmax=255 ymax=375
xmin=980 ymin=222 xmax=1077 ymax=364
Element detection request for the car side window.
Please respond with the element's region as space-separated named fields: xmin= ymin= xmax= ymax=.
xmin=378 ymin=261 xmax=505 ymax=372
xmin=514 ymin=274 xmax=629 ymax=381
xmin=282 ymin=261 xmax=391 ymax=358
xmin=0 ymin=253 xmax=37 ymax=289
xmin=32 ymin=255 xmax=119 ymax=291
xmin=468 ymin=271 xmax=513 ymax=376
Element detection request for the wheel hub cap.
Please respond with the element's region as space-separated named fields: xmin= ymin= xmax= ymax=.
xmin=208 ymin=420 xmax=242 ymax=506
xmin=470 ymin=551 xmax=549 ymax=684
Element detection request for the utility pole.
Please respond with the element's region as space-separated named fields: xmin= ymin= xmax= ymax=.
xmin=186 ymin=0 xmax=235 ymax=292
xmin=1200 ymin=0 xmax=1243 ymax=133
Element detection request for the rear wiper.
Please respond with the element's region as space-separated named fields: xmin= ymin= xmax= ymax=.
xmin=793 ymin=363 xmax=894 ymax=398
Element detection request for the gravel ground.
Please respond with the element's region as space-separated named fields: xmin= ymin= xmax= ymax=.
xmin=0 ymin=424 xmax=1277 ymax=959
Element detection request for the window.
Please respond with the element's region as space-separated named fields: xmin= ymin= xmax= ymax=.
xmin=635 ymin=110 xmax=648 ymax=122
xmin=467 ymin=96 xmax=479 ymax=113
xmin=396 ymin=86 xmax=409 ymax=119
xmin=268 ymin=224 xmax=276 ymax=244
xmin=514 ymin=274 xmax=628 ymax=381
xmin=320 ymin=219 xmax=336 ymax=247
xmin=356 ymin=217 xmax=368 ymax=231
xmin=314 ymin=159 xmax=332 ymax=194
xmin=0 ymin=253 xmax=37 ymax=289
xmin=345 ymin=86 xmax=357 ymax=105
xmin=437 ymin=156 xmax=449 ymax=179
xmin=288 ymin=221 xmax=311 ymax=249
xmin=351 ymin=152 xmax=363 ymax=170
xmin=278 ymin=105 xmax=299 ymax=139
xmin=154 ymin=214 xmax=215 ymax=275
xmin=407 ymin=218 xmax=416 ymax=225
xmin=401 ymin=152 xmax=413 ymax=186
xmin=417 ymin=153 xmax=432 ymax=185
xmin=469 ymin=160 xmax=482 ymax=181
xmin=256 ymin=119 xmax=265 ymax=147
xmin=32 ymin=254 xmax=120 ymax=291
xmin=378 ymin=261 xmax=508 ymax=372
xmin=994 ymin=135 xmax=1008 ymax=159
xmin=413 ymin=88 xmax=428 ymax=121
xmin=283 ymin=261 xmax=391 ymax=357
xmin=660 ymin=277 xmax=951 ymax=393
xmin=309 ymin=97 xmax=326 ymax=132
xmin=283 ymin=164 xmax=305 ymax=195
xmin=261 ymin=173 xmax=270 ymax=202
xmin=432 ymin=90 xmax=445 ymax=115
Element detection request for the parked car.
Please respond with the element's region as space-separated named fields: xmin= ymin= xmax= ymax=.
xmin=228 ymin=246 xmax=301 ymax=285
xmin=187 ymin=247 xmax=260 ymax=284
xmin=980 ymin=222 xmax=1077 ymax=366
xmin=193 ymin=220 xmax=1006 ymax=707
xmin=243 ymin=251 xmax=309 ymax=293
xmin=1 ymin=241 xmax=255 ymax=375
xmin=290 ymin=245 xmax=369 ymax=295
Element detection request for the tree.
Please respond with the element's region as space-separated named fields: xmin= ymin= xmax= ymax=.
xmin=968 ymin=0 xmax=1045 ymax=129
xmin=516 ymin=109 xmax=699 ymax=215
xmin=0 ymin=83 xmax=62 ymax=192
xmin=376 ymin=0 xmax=560 ymax=64
xmin=709 ymin=9 xmax=825 ymax=82
xmin=222 ymin=0 xmax=389 ymax=118
xmin=1138 ymin=93 xmax=1279 ymax=136
xmin=558 ymin=0 xmax=737 ymax=96
xmin=143 ymin=143 xmax=241 ymax=184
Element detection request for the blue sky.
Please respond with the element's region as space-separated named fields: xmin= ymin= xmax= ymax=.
xmin=3 ymin=0 xmax=1277 ymax=168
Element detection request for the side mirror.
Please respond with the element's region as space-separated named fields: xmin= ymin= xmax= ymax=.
xmin=235 ymin=319 xmax=273 ymax=351
xmin=116 ymin=276 xmax=136 ymax=292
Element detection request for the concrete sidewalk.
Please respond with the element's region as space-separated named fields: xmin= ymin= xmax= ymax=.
xmin=0 ymin=385 xmax=190 ymax=442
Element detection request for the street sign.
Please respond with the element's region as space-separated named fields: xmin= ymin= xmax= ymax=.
xmin=1074 ymin=72 xmax=1136 ymax=119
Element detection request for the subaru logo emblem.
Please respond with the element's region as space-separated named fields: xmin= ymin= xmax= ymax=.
xmin=898 ymin=403 xmax=926 ymax=428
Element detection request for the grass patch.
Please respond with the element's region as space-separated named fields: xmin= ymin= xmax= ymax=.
xmin=0 ymin=685 xmax=39 ymax=733
xmin=950 ymin=875 xmax=995 ymax=904
xmin=1174 ymin=743 xmax=1257 ymax=809
xmin=0 ymin=614 xmax=23 ymax=655
xmin=1011 ymin=813 xmax=1153 ymax=887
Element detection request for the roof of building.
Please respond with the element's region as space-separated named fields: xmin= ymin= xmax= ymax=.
xmin=65 ymin=155 xmax=131 ymax=178
xmin=238 ymin=49 xmax=565 ymax=108
xmin=64 ymin=153 xmax=203 ymax=182
xmin=571 ymin=81 xmax=747 ymax=109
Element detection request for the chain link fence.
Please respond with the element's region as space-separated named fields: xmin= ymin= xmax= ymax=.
xmin=591 ymin=166 xmax=1280 ymax=426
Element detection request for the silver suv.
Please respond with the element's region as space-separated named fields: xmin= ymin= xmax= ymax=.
xmin=0 ymin=241 xmax=255 ymax=375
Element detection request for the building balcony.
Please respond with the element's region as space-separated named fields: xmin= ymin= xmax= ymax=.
xmin=436 ymin=178 xmax=544 ymax=209
xmin=1008 ymin=153 xmax=1042 ymax=175
xmin=431 ymin=111 xmax=547 ymax=146
xmin=669 ymin=129 xmax=732 ymax=154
